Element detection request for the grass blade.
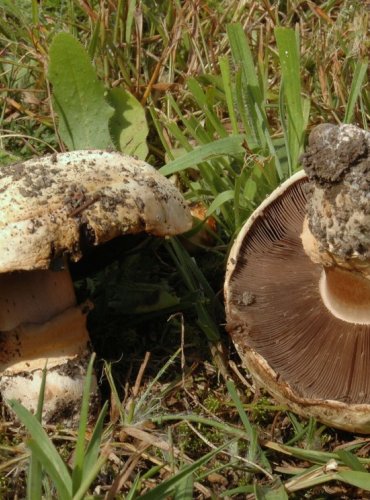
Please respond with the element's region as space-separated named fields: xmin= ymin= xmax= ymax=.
xmin=286 ymin=467 xmax=370 ymax=493
xmin=336 ymin=449 xmax=367 ymax=472
xmin=187 ymin=78 xmax=228 ymax=138
xmin=227 ymin=23 xmax=266 ymax=148
xmin=226 ymin=380 xmax=270 ymax=472
xmin=219 ymin=56 xmax=239 ymax=135
xmin=133 ymin=347 xmax=182 ymax=422
xmin=27 ymin=365 xmax=47 ymax=500
xmin=275 ymin=27 xmax=307 ymax=172
xmin=139 ymin=442 xmax=233 ymax=500
xmin=344 ymin=59 xmax=368 ymax=124
xmin=335 ymin=470 xmax=370 ymax=490
xmin=72 ymin=354 xmax=96 ymax=493
xmin=206 ymin=190 xmax=235 ymax=216
xmin=173 ymin=472 xmax=194 ymax=499
xmin=82 ymin=401 xmax=109 ymax=478
xmin=73 ymin=452 xmax=109 ymax=500
xmin=9 ymin=400 xmax=72 ymax=499
xmin=159 ymin=135 xmax=245 ymax=176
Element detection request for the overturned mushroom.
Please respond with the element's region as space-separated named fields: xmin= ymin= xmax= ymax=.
xmin=225 ymin=124 xmax=370 ymax=433
xmin=0 ymin=150 xmax=192 ymax=423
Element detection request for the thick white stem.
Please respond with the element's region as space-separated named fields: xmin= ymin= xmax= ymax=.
xmin=319 ymin=267 xmax=370 ymax=325
xmin=0 ymin=268 xmax=96 ymax=424
xmin=301 ymin=216 xmax=370 ymax=325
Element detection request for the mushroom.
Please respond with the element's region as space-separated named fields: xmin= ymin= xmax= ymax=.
xmin=225 ymin=124 xmax=370 ymax=433
xmin=0 ymin=150 xmax=192 ymax=423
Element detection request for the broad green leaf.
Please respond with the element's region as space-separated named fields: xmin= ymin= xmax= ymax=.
xmin=108 ymin=87 xmax=149 ymax=159
xmin=48 ymin=32 xmax=114 ymax=150
xmin=159 ymin=135 xmax=245 ymax=176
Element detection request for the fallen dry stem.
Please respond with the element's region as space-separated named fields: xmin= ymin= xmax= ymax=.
xmin=106 ymin=442 xmax=151 ymax=499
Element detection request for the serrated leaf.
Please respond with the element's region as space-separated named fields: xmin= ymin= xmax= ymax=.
xmin=107 ymin=87 xmax=149 ymax=159
xmin=48 ymin=32 xmax=114 ymax=150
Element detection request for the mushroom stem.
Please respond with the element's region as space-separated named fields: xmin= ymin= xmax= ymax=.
xmin=301 ymin=216 xmax=370 ymax=324
xmin=319 ymin=266 xmax=370 ymax=325
xmin=0 ymin=267 xmax=76 ymax=329
xmin=0 ymin=267 xmax=95 ymax=424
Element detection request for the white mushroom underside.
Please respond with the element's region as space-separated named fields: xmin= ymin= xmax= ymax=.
xmin=225 ymin=170 xmax=370 ymax=432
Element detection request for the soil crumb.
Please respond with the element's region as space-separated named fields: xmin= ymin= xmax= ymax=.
xmin=300 ymin=124 xmax=370 ymax=260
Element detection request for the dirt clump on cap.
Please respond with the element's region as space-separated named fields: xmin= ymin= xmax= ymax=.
xmin=300 ymin=124 xmax=370 ymax=260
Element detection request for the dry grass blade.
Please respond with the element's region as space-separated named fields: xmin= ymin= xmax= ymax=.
xmin=120 ymin=425 xmax=192 ymax=460
xmin=105 ymin=442 xmax=150 ymax=499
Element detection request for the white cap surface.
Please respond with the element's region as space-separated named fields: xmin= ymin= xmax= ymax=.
xmin=0 ymin=151 xmax=192 ymax=272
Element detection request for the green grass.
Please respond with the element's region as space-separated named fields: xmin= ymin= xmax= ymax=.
xmin=0 ymin=0 xmax=369 ymax=497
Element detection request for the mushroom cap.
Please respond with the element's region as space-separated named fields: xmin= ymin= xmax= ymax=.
xmin=0 ymin=151 xmax=192 ymax=272
xmin=225 ymin=170 xmax=370 ymax=433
